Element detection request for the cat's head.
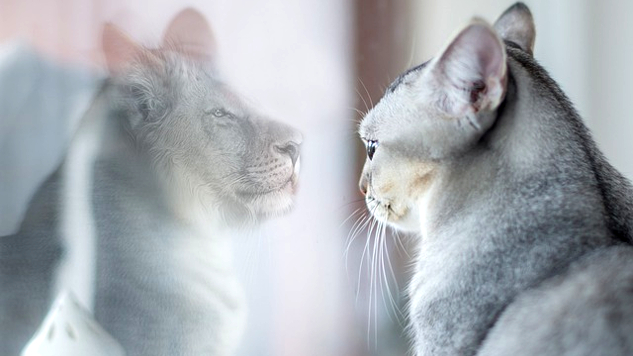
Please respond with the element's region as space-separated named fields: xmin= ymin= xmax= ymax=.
xmin=102 ymin=9 xmax=301 ymax=224
xmin=358 ymin=3 xmax=534 ymax=232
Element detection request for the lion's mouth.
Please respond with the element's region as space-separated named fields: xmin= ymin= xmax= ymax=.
xmin=236 ymin=174 xmax=297 ymax=198
xmin=236 ymin=154 xmax=301 ymax=198
xmin=231 ymin=153 xmax=300 ymax=218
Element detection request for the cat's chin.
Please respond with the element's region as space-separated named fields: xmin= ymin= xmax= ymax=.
xmin=383 ymin=216 xmax=421 ymax=234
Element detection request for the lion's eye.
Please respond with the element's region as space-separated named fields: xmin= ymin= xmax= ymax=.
xmin=205 ymin=107 xmax=232 ymax=118
xmin=367 ymin=140 xmax=378 ymax=160
xmin=212 ymin=108 xmax=227 ymax=118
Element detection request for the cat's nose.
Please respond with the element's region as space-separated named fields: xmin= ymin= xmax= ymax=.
xmin=359 ymin=175 xmax=368 ymax=196
xmin=275 ymin=141 xmax=300 ymax=166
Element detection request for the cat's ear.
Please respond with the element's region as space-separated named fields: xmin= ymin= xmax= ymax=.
xmin=102 ymin=23 xmax=161 ymax=73
xmin=430 ymin=19 xmax=507 ymax=119
xmin=162 ymin=8 xmax=217 ymax=62
xmin=494 ymin=2 xmax=535 ymax=55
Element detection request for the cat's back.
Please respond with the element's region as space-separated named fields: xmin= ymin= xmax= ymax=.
xmin=478 ymin=245 xmax=633 ymax=356
xmin=473 ymin=40 xmax=633 ymax=356
xmin=500 ymin=45 xmax=633 ymax=245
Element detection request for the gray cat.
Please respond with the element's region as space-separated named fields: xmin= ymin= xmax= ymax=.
xmin=0 ymin=8 xmax=301 ymax=356
xmin=358 ymin=3 xmax=633 ymax=355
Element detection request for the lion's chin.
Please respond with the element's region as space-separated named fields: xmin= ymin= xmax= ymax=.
xmin=238 ymin=176 xmax=298 ymax=220
xmin=211 ymin=176 xmax=298 ymax=228
xmin=251 ymin=180 xmax=297 ymax=218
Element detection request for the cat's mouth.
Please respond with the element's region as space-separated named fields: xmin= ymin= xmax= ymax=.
xmin=366 ymin=194 xmax=420 ymax=232
xmin=366 ymin=195 xmax=397 ymax=223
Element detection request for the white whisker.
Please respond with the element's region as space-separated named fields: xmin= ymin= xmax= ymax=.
xmin=355 ymin=85 xmax=371 ymax=117
xmin=358 ymin=78 xmax=375 ymax=110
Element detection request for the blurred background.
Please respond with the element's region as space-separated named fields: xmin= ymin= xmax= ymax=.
xmin=1 ymin=0 xmax=632 ymax=355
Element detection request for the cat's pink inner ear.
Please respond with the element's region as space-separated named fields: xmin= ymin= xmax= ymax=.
xmin=102 ymin=23 xmax=160 ymax=73
xmin=162 ymin=8 xmax=216 ymax=61
xmin=433 ymin=19 xmax=507 ymax=115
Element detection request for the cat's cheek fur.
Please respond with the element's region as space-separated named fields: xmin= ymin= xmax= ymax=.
xmin=365 ymin=158 xmax=436 ymax=233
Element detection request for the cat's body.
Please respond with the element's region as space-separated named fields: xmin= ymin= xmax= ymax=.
xmin=1 ymin=9 xmax=300 ymax=356
xmin=359 ymin=3 xmax=633 ymax=355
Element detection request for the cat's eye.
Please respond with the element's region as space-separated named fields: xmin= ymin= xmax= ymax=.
xmin=367 ymin=140 xmax=378 ymax=160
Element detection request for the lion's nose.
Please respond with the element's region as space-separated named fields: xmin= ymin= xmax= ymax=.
xmin=274 ymin=141 xmax=300 ymax=166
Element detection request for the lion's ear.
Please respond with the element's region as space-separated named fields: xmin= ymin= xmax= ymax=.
xmin=102 ymin=23 xmax=161 ymax=74
xmin=162 ymin=8 xmax=216 ymax=62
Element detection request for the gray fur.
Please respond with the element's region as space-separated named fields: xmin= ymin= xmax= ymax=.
xmin=493 ymin=2 xmax=535 ymax=55
xmin=358 ymin=3 xmax=633 ymax=355
xmin=1 ymin=10 xmax=300 ymax=356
